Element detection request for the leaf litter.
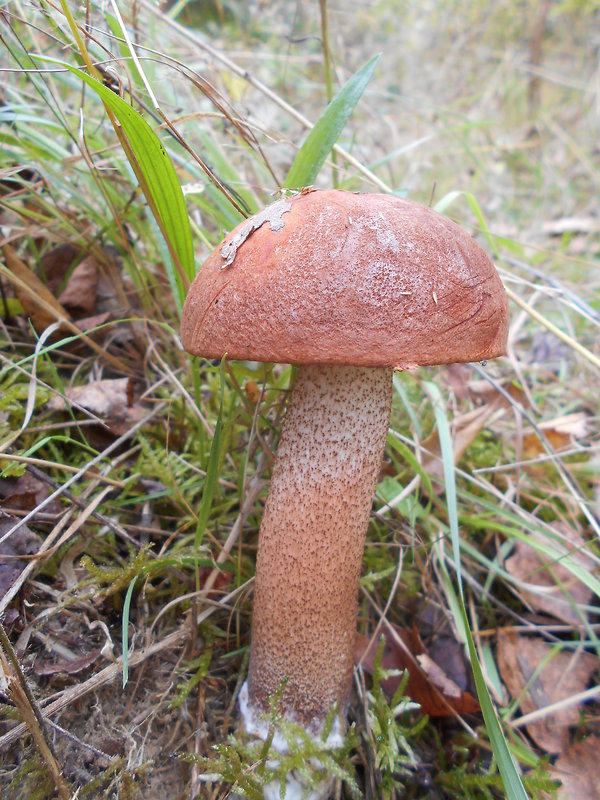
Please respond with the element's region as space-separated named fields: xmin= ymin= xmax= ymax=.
xmin=504 ymin=526 xmax=595 ymax=627
xmin=56 ymin=255 xmax=100 ymax=316
xmin=48 ymin=377 xmax=144 ymax=435
xmin=356 ymin=620 xmax=480 ymax=717
xmin=0 ymin=472 xmax=60 ymax=517
xmin=551 ymin=736 xmax=600 ymax=800
xmin=0 ymin=514 xmax=42 ymax=603
xmin=497 ymin=629 xmax=598 ymax=754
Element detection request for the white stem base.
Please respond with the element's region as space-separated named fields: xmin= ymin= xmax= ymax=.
xmin=239 ymin=681 xmax=342 ymax=800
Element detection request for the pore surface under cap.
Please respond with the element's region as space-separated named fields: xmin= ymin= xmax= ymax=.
xmin=181 ymin=190 xmax=508 ymax=368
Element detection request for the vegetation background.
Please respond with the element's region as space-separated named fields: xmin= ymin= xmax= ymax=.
xmin=0 ymin=1 xmax=599 ymax=798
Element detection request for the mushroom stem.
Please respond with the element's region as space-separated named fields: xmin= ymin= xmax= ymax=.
xmin=244 ymin=364 xmax=393 ymax=734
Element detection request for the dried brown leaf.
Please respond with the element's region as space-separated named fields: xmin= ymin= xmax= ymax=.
xmin=551 ymin=736 xmax=600 ymax=799
xmin=0 ymin=473 xmax=62 ymax=520
xmin=49 ymin=377 xmax=143 ymax=434
xmin=356 ymin=623 xmax=479 ymax=717
xmin=57 ymin=255 xmax=100 ymax=316
xmin=497 ymin=630 xmax=598 ymax=753
xmin=505 ymin=532 xmax=594 ymax=626
xmin=422 ymin=402 xmax=500 ymax=480
xmin=3 ymin=244 xmax=70 ymax=332
xmin=429 ymin=635 xmax=469 ymax=692
xmin=415 ymin=652 xmax=466 ymax=700
xmin=444 ymin=364 xmax=527 ymax=408
xmin=76 ymin=311 xmax=112 ymax=333
xmin=33 ymin=649 xmax=102 ymax=677
xmin=522 ymin=412 xmax=589 ymax=458
xmin=40 ymin=243 xmax=81 ymax=293
xmin=0 ymin=514 xmax=43 ymax=601
xmin=0 ymin=473 xmax=52 ymax=513
xmin=196 ymin=565 xmax=232 ymax=599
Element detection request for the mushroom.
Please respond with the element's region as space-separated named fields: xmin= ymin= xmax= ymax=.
xmin=180 ymin=189 xmax=508 ymax=788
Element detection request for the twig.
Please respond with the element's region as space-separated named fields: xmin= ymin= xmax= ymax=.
xmin=0 ymin=486 xmax=112 ymax=613
xmin=0 ymin=622 xmax=71 ymax=798
xmin=46 ymin=719 xmax=115 ymax=765
xmin=0 ymin=453 xmax=125 ymax=487
xmin=505 ymin=285 xmax=600 ymax=372
xmin=24 ymin=462 xmax=141 ymax=546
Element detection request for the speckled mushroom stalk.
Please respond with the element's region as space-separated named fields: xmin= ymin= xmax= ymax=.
xmin=241 ymin=363 xmax=393 ymax=735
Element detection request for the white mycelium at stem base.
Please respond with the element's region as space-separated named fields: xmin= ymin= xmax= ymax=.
xmin=242 ymin=364 xmax=394 ymax=736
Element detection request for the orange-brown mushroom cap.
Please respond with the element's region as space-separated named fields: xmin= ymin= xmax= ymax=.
xmin=180 ymin=190 xmax=508 ymax=368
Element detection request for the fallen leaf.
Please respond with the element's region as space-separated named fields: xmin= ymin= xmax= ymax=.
xmin=40 ymin=243 xmax=81 ymax=294
xmin=0 ymin=514 xmax=43 ymax=601
xmin=76 ymin=311 xmax=112 ymax=333
xmin=3 ymin=244 xmax=70 ymax=332
xmin=57 ymin=255 xmax=100 ymax=316
xmin=497 ymin=629 xmax=598 ymax=753
xmin=505 ymin=531 xmax=594 ymax=626
xmin=429 ymin=635 xmax=469 ymax=693
xmin=356 ymin=621 xmax=479 ymax=717
xmin=195 ymin=565 xmax=232 ymax=599
xmin=415 ymin=652 xmax=466 ymax=700
xmin=542 ymin=217 xmax=598 ymax=235
xmin=33 ymin=649 xmax=102 ymax=677
xmin=49 ymin=377 xmax=143 ymax=434
xmin=50 ymin=377 xmax=130 ymax=417
xmin=443 ymin=363 xmax=473 ymax=402
xmin=0 ymin=472 xmax=61 ymax=517
xmin=422 ymin=402 xmax=502 ymax=480
xmin=552 ymin=736 xmax=600 ymax=799
xmin=416 ymin=601 xmax=473 ymax=693
xmin=444 ymin=364 xmax=527 ymax=408
xmin=522 ymin=412 xmax=589 ymax=459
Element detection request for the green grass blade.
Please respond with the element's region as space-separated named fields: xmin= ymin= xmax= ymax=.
xmin=122 ymin=576 xmax=138 ymax=688
xmin=104 ymin=13 xmax=145 ymax=90
xmin=35 ymin=56 xmax=194 ymax=307
xmin=463 ymin=615 xmax=529 ymax=800
xmin=194 ymin=359 xmax=228 ymax=590
xmin=424 ymin=381 xmax=529 ymax=800
xmin=424 ymin=382 xmax=461 ymax=577
xmin=283 ymin=54 xmax=380 ymax=190
xmin=434 ymin=190 xmax=500 ymax=257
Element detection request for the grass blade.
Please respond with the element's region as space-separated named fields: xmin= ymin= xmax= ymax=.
xmin=434 ymin=190 xmax=498 ymax=254
xmin=424 ymin=381 xmax=529 ymax=800
xmin=35 ymin=57 xmax=194 ymax=308
xmin=283 ymin=54 xmax=380 ymax=189
xmin=194 ymin=360 xmax=228 ymax=590
xmin=122 ymin=577 xmax=138 ymax=688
